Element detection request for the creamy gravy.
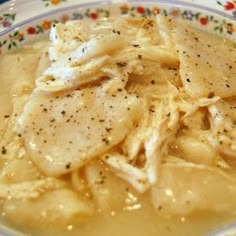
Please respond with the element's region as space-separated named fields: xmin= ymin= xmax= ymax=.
xmin=1 ymin=17 xmax=236 ymax=236
xmin=1 ymin=202 xmax=236 ymax=236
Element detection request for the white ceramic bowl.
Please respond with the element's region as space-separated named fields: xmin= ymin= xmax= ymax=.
xmin=0 ymin=0 xmax=236 ymax=235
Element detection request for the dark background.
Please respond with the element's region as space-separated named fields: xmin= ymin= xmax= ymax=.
xmin=0 ymin=0 xmax=9 ymax=4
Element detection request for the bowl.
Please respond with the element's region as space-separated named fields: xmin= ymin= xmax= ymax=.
xmin=0 ymin=0 xmax=236 ymax=235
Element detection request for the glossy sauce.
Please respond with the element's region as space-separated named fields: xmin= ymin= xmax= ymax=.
xmin=1 ymin=26 xmax=236 ymax=236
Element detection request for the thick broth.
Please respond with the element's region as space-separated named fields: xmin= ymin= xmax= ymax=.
xmin=1 ymin=200 xmax=236 ymax=236
xmin=1 ymin=17 xmax=236 ymax=236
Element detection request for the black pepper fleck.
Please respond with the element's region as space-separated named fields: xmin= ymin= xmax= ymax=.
xmin=1 ymin=146 xmax=7 ymax=155
xmin=102 ymin=138 xmax=110 ymax=145
xmin=116 ymin=62 xmax=127 ymax=67
xmin=66 ymin=162 xmax=71 ymax=169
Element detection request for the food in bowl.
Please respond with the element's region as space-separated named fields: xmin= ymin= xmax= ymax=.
xmin=0 ymin=3 xmax=236 ymax=236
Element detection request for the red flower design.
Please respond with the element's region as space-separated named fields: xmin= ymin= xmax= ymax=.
xmin=137 ymin=6 xmax=145 ymax=14
xmin=2 ymin=21 xmax=11 ymax=27
xmin=224 ymin=1 xmax=235 ymax=10
xmin=199 ymin=17 xmax=208 ymax=25
xmin=27 ymin=27 xmax=36 ymax=34
xmin=90 ymin=13 xmax=98 ymax=20
xmin=61 ymin=15 xmax=69 ymax=23
xmin=51 ymin=0 xmax=61 ymax=5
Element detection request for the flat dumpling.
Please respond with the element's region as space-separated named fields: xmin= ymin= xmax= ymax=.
xmin=151 ymin=162 xmax=236 ymax=216
xmin=85 ymin=160 xmax=140 ymax=212
xmin=0 ymin=47 xmax=43 ymax=136
xmin=17 ymin=86 xmax=143 ymax=176
xmin=159 ymin=17 xmax=236 ymax=98
xmin=3 ymin=188 xmax=94 ymax=229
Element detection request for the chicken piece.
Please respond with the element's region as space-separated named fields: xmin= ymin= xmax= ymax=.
xmin=17 ymin=86 xmax=143 ymax=176
xmin=124 ymin=84 xmax=181 ymax=187
xmin=101 ymin=153 xmax=150 ymax=193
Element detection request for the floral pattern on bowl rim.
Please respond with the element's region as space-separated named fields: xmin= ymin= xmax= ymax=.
xmin=0 ymin=0 xmax=236 ymax=32
xmin=0 ymin=12 xmax=15 ymax=29
xmin=1 ymin=1 xmax=236 ymax=55
xmin=42 ymin=0 xmax=67 ymax=7
xmin=216 ymin=0 xmax=236 ymax=17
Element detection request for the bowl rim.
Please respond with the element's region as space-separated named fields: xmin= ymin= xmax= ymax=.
xmin=1 ymin=0 xmax=236 ymax=38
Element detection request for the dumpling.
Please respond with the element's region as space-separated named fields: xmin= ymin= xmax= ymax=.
xmin=17 ymin=85 xmax=143 ymax=176
xmin=151 ymin=161 xmax=236 ymax=216
xmin=158 ymin=16 xmax=236 ymax=98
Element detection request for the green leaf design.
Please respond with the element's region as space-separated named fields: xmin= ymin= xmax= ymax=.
xmin=13 ymin=31 xmax=19 ymax=36
xmin=12 ymin=13 xmax=16 ymax=21
xmin=163 ymin=9 xmax=168 ymax=16
xmin=85 ymin=9 xmax=90 ymax=17
xmin=104 ymin=10 xmax=110 ymax=18
xmin=195 ymin=12 xmax=200 ymax=20
xmin=2 ymin=13 xmax=16 ymax=22
xmin=146 ymin=8 xmax=151 ymax=16
xmin=36 ymin=25 xmax=43 ymax=34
